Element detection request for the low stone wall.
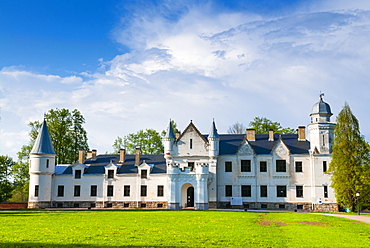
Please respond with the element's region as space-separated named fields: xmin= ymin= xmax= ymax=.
xmin=0 ymin=202 xmax=28 ymax=209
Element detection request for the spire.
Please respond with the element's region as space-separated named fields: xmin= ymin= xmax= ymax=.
xmin=164 ymin=119 xmax=176 ymax=139
xmin=30 ymin=119 xmax=56 ymax=155
xmin=209 ymin=119 xmax=219 ymax=139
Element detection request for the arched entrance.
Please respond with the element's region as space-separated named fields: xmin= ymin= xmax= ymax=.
xmin=186 ymin=186 xmax=194 ymax=207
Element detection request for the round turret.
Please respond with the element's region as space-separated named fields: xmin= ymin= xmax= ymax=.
xmin=310 ymin=94 xmax=332 ymax=123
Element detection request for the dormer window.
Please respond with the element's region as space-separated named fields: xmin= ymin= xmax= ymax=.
xmin=108 ymin=170 xmax=114 ymax=179
xmin=141 ymin=169 xmax=147 ymax=179
xmin=75 ymin=170 xmax=81 ymax=179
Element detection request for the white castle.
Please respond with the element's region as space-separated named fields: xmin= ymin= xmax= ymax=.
xmin=28 ymin=96 xmax=337 ymax=211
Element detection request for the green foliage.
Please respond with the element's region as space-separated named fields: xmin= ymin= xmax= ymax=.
xmin=9 ymin=161 xmax=29 ymax=202
xmin=0 ymin=211 xmax=369 ymax=247
xmin=248 ymin=116 xmax=295 ymax=134
xmin=0 ymin=155 xmax=14 ymax=202
xmin=113 ymin=120 xmax=179 ymax=154
xmin=328 ymin=103 xmax=370 ymax=211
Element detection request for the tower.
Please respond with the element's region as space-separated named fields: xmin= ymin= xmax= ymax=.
xmin=163 ymin=120 xmax=176 ymax=159
xmin=208 ymin=119 xmax=220 ymax=158
xmin=308 ymin=94 xmax=335 ymax=154
xmin=28 ymin=120 xmax=56 ymax=208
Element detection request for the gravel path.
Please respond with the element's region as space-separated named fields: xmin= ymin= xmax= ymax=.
xmin=311 ymin=213 xmax=370 ymax=224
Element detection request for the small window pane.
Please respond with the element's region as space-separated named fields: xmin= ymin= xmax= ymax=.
xmin=296 ymin=185 xmax=303 ymax=198
xmin=74 ymin=185 xmax=81 ymax=197
xmin=107 ymin=185 xmax=114 ymax=197
xmin=260 ymin=185 xmax=267 ymax=197
xmin=57 ymin=185 xmax=64 ymax=197
xmin=277 ymin=185 xmax=286 ymax=197
xmin=141 ymin=170 xmax=147 ymax=179
xmin=91 ymin=185 xmax=97 ymax=197
xmin=260 ymin=161 xmax=267 ymax=172
xmin=295 ymin=161 xmax=303 ymax=172
xmin=141 ymin=185 xmax=147 ymax=197
xmin=241 ymin=160 xmax=251 ymax=172
xmin=75 ymin=170 xmax=82 ymax=179
xmin=35 ymin=185 xmax=39 ymax=197
xmin=225 ymin=162 xmax=232 ymax=172
xmin=241 ymin=185 xmax=251 ymax=197
xmin=157 ymin=185 xmax=164 ymax=197
xmin=124 ymin=185 xmax=130 ymax=197
xmin=225 ymin=185 xmax=232 ymax=197
xmin=108 ymin=170 xmax=114 ymax=178
xmin=276 ymin=160 xmax=286 ymax=172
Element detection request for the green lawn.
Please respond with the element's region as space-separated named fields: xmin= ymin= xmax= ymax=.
xmin=0 ymin=210 xmax=369 ymax=247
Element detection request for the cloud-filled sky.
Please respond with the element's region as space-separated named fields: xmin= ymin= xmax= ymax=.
xmin=1 ymin=0 xmax=370 ymax=160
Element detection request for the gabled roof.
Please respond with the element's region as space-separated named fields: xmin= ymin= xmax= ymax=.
xmin=58 ymin=154 xmax=167 ymax=175
xmin=178 ymin=121 xmax=208 ymax=143
xmin=204 ymin=133 xmax=310 ymax=155
xmin=30 ymin=120 xmax=56 ymax=155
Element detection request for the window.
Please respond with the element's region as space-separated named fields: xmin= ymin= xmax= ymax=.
xmin=241 ymin=160 xmax=251 ymax=172
xmin=188 ymin=162 xmax=195 ymax=171
xmin=279 ymin=204 xmax=285 ymax=209
xmin=324 ymin=185 xmax=328 ymax=198
xmin=90 ymin=185 xmax=97 ymax=197
xmin=190 ymin=139 xmax=193 ymax=149
xmin=74 ymin=203 xmax=80 ymax=208
xmin=35 ymin=185 xmax=39 ymax=197
xmin=90 ymin=203 xmax=96 ymax=208
xmin=276 ymin=160 xmax=286 ymax=172
xmin=225 ymin=161 xmax=232 ymax=172
xmin=323 ymin=161 xmax=327 ymax=172
xmin=241 ymin=185 xmax=251 ymax=197
xmin=260 ymin=185 xmax=267 ymax=197
xmin=260 ymin=161 xmax=267 ymax=172
xmin=124 ymin=185 xmax=130 ymax=197
xmin=74 ymin=185 xmax=81 ymax=197
xmin=75 ymin=170 xmax=81 ymax=179
xmin=124 ymin=203 xmax=130 ymax=208
xmin=297 ymin=205 xmax=303 ymax=210
xmin=107 ymin=185 xmax=114 ymax=197
xmin=157 ymin=185 xmax=164 ymax=197
xmin=141 ymin=185 xmax=147 ymax=197
xmin=157 ymin=203 xmax=163 ymax=208
xmin=225 ymin=185 xmax=232 ymax=197
xmin=141 ymin=169 xmax=147 ymax=179
xmin=46 ymin=159 xmax=49 ymax=168
xmin=107 ymin=170 xmax=114 ymax=178
xmin=107 ymin=203 xmax=112 ymax=208
xmin=277 ymin=185 xmax=287 ymax=197
xmin=141 ymin=203 xmax=147 ymax=208
xmin=295 ymin=161 xmax=303 ymax=172
xmin=296 ymin=185 xmax=303 ymax=198
xmin=57 ymin=185 xmax=64 ymax=197
xmin=261 ymin=204 xmax=267 ymax=209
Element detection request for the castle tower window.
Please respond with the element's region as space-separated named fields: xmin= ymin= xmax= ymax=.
xmin=34 ymin=185 xmax=39 ymax=197
xmin=295 ymin=161 xmax=303 ymax=172
xmin=276 ymin=160 xmax=286 ymax=172
xmin=190 ymin=139 xmax=193 ymax=149
xmin=107 ymin=185 xmax=114 ymax=197
xmin=74 ymin=185 xmax=81 ymax=197
xmin=57 ymin=185 xmax=64 ymax=197
xmin=90 ymin=185 xmax=97 ymax=197
xmin=75 ymin=170 xmax=81 ymax=179
xmin=124 ymin=185 xmax=130 ymax=197
xmin=324 ymin=185 xmax=328 ymax=198
xmin=46 ymin=159 xmax=49 ymax=168
xmin=323 ymin=161 xmax=327 ymax=172
xmin=188 ymin=162 xmax=195 ymax=171
xmin=260 ymin=161 xmax=267 ymax=172
xmin=241 ymin=160 xmax=251 ymax=172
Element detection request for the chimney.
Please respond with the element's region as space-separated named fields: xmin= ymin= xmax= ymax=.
xmin=135 ymin=148 xmax=141 ymax=165
xmin=298 ymin=126 xmax=306 ymax=141
xmin=86 ymin=151 xmax=92 ymax=159
xmin=119 ymin=149 xmax=126 ymax=162
xmin=78 ymin=149 xmax=85 ymax=164
xmin=92 ymin=149 xmax=97 ymax=159
xmin=268 ymin=129 xmax=274 ymax=141
xmin=246 ymin=129 xmax=256 ymax=141
xmin=175 ymin=131 xmax=181 ymax=139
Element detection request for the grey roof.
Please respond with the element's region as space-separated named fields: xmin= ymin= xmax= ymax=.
xmin=204 ymin=133 xmax=310 ymax=155
xmin=164 ymin=120 xmax=176 ymax=139
xmin=208 ymin=120 xmax=219 ymax=139
xmin=311 ymin=96 xmax=332 ymax=115
xmin=59 ymin=154 xmax=167 ymax=175
xmin=30 ymin=120 xmax=56 ymax=155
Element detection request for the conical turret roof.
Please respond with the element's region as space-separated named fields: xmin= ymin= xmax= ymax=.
xmin=30 ymin=119 xmax=56 ymax=155
xmin=164 ymin=120 xmax=176 ymax=139
xmin=209 ymin=119 xmax=219 ymax=139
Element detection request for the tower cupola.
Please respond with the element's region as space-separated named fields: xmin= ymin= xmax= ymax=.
xmin=310 ymin=93 xmax=333 ymax=123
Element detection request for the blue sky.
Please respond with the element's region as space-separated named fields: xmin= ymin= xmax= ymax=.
xmin=1 ymin=0 xmax=370 ymax=159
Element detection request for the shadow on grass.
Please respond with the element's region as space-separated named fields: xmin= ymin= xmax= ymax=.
xmin=0 ymin=243 xmax=174 ymax=248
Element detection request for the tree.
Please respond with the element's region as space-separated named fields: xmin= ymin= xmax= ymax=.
xmin=227 ymin=122 xmax=246 ymax=134
xmin=0 ymin=155 xmax=14 ymax=202
xmin=248 ymin=117 xmax=295 ymax=134
xmin=327 ymin=103 xmax=370 ymax=211
xmin=113 ymin=120 xmax=179 ymax=154
xmin=113 ymin=129 xmax=163 ymax=154
xmin=9 ymin=161 xmax=29 ymax=202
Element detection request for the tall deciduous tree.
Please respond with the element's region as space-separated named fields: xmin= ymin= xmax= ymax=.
xmin=248 ymin=117 xmax=295 ymax=134
xmin=227 ymin=122 xmax=246 ymax=134
xmin=0 ymin=155 xmax=14 ymax=202
xmin=328 ymin=103 xmax=370 ymax=211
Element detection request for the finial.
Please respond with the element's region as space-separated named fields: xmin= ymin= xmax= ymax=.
xmin=319 ymin=92 xmax=324 ymax=101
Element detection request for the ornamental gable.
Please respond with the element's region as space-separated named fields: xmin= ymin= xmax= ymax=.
xmin=177 ymin=122 xmax=208 ymax=156
xmin=272 ymin=140 xmax=290 ymax=158
xmin=237 ymin=140 xmax=255 ymax=155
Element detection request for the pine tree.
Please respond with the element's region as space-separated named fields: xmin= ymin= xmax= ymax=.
xmin=328 ymin=103 xmax=370 ymax=211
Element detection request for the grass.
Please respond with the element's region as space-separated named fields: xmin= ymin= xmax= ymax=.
xmin=0 ymin=209 xmax=369 ymax=247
